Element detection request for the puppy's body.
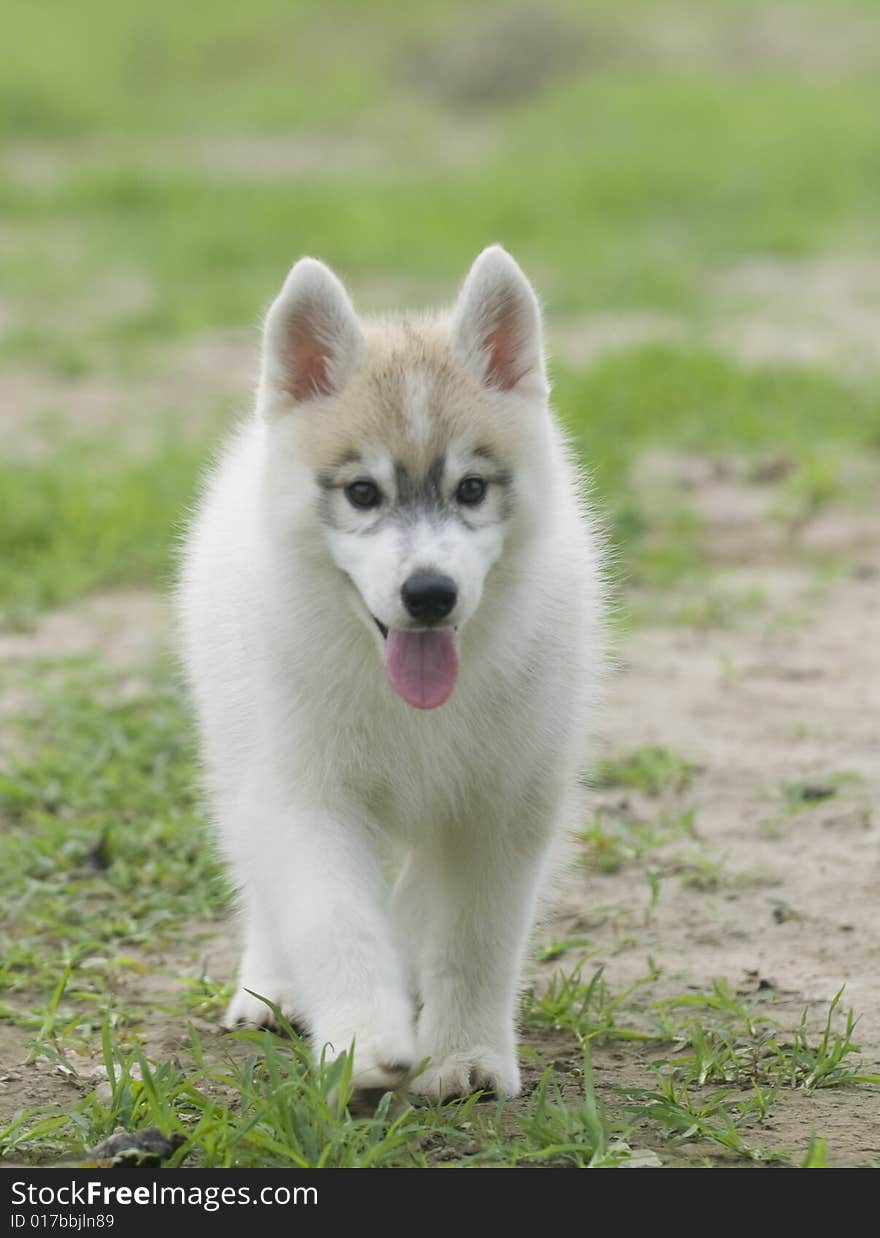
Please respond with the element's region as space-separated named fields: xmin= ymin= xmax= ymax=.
xmin=176 ymin=248 xmax=604 ymax=1098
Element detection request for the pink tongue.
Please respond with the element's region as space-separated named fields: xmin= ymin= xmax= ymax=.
xmin=384 ymin=628 xmax=459 ymax=709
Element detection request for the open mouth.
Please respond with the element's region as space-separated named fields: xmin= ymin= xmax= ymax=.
xmin=371 ymin=616 xmax=459 ymax=710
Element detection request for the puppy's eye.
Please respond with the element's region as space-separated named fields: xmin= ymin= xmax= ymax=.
xmin=456 ymin=476 xmax=486 ymax=506
xmin=345 ymin=479 xmax=381 ymax=510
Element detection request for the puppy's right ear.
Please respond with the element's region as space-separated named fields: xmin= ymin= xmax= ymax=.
xmin=260 ymin=258 xmax=365 ymax=409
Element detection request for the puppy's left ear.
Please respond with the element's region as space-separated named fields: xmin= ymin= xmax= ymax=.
xmin=451 ymin=246 xmax=547 ymax=396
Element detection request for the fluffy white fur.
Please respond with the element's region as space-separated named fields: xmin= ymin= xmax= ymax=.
xmin=175 ymin=246 xmax=604 ymax=1100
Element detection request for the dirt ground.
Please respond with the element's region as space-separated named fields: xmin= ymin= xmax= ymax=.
xmin=2 ymin=443 xmax=878 ymax=1166
xmin=540 ymin=459 xmax=880 ymax=1166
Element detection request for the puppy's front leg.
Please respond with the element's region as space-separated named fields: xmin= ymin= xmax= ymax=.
xmin=235 ymin=802 xmax=415 ymax=1091
xmin=398 ymin=826 xmax=551 ymax=1101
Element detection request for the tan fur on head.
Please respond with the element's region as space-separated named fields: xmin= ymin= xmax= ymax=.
xmin=295 ymin=317 xmax=527 ymax=479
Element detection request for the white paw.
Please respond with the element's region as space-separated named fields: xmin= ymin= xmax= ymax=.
xmin=319 ymin=1029 xmax=416 ymax=1093
xmin=410 ymin=1047 xmax=521 ymax=1101
xmin=222 ymin=981 xmax=303 ymax=1033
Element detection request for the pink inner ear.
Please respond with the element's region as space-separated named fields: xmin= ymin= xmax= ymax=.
xmin=483 ymin=324 xmax=527 ymax=391
xmin=283 ymin=318 xmax=334 ymax=402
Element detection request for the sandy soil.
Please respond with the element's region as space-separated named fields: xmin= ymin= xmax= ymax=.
xmin=552 ymin=255 xmax=880 ymax=376
xmin=0 ymin=330 xmax=255 ymax=459
xmin=539 ymin=462 xmax=880 ymax=1166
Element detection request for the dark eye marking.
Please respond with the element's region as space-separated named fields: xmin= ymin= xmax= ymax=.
xmin=456 ymin=476 xmax=487 ymax=506
xmin=394 ymin=456 xmax=446 ymax=511
xmin=345 ymin=479 xmax=382 ymax=510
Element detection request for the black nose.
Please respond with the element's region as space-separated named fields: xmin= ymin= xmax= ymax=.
xmin=401 ymin=573 xmax=457 ymax=624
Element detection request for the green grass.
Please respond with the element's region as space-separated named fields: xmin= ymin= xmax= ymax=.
xmin=503 ymin=1044 xmax=632 ymax=1168
xmin=641 ymin=980 xmax=880 ymax=1143
xmin=0 ymin=662 xmax=223 ymax=1013
xmin=4 ymin=1018 xmax=635 ymax=1169
xmin=592 ymin=745 xmax=695 ymax=797
xmin=0 ymin=0 xmax=471 ymax=140
xmin=578 ymin=807 xmax=696 ymax=874
xmin=558 ymin=346 xmax=880 ymax=497
xmin=622 ymin=1077 xmax=783 ymax=1163
xmin=802 ymin=1136 xmax=830 ymax=1168
xmin=561 ymin=347 xmax=880 ymax=600
xmin=523 ymin=963 xmax=663 ymax=1045
xmin=0 ymin=434 xmax=208 ymax=628
xmin=760 ymin=771 xmax=867 ymax=835
xmin=2 ymin=1026 xmax=464 ymax=1168
xmin=524 ymin=968 xmax=880 ymax=1164
xmin=4 ymin=3 xmax=880 ymax=355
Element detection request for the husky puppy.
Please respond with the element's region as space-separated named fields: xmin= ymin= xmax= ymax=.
xmin=176 ymin=247 xmax=604 ymax=1099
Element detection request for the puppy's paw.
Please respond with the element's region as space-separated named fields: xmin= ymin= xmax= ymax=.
xmin=321 ymin=1030 xmax=416 ymax=1093
xmin=222 ymin=982 xmax=304 ymax=1034
xmin=410 ymin=1047 xmax=521 ymax=1102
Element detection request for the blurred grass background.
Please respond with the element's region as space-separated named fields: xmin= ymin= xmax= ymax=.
xmin=2 ymin=0 xmax=880 ymax=623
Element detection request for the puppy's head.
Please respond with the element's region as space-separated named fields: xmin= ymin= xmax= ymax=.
xmin=258 ymin=246 xmax=552 ymax=709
